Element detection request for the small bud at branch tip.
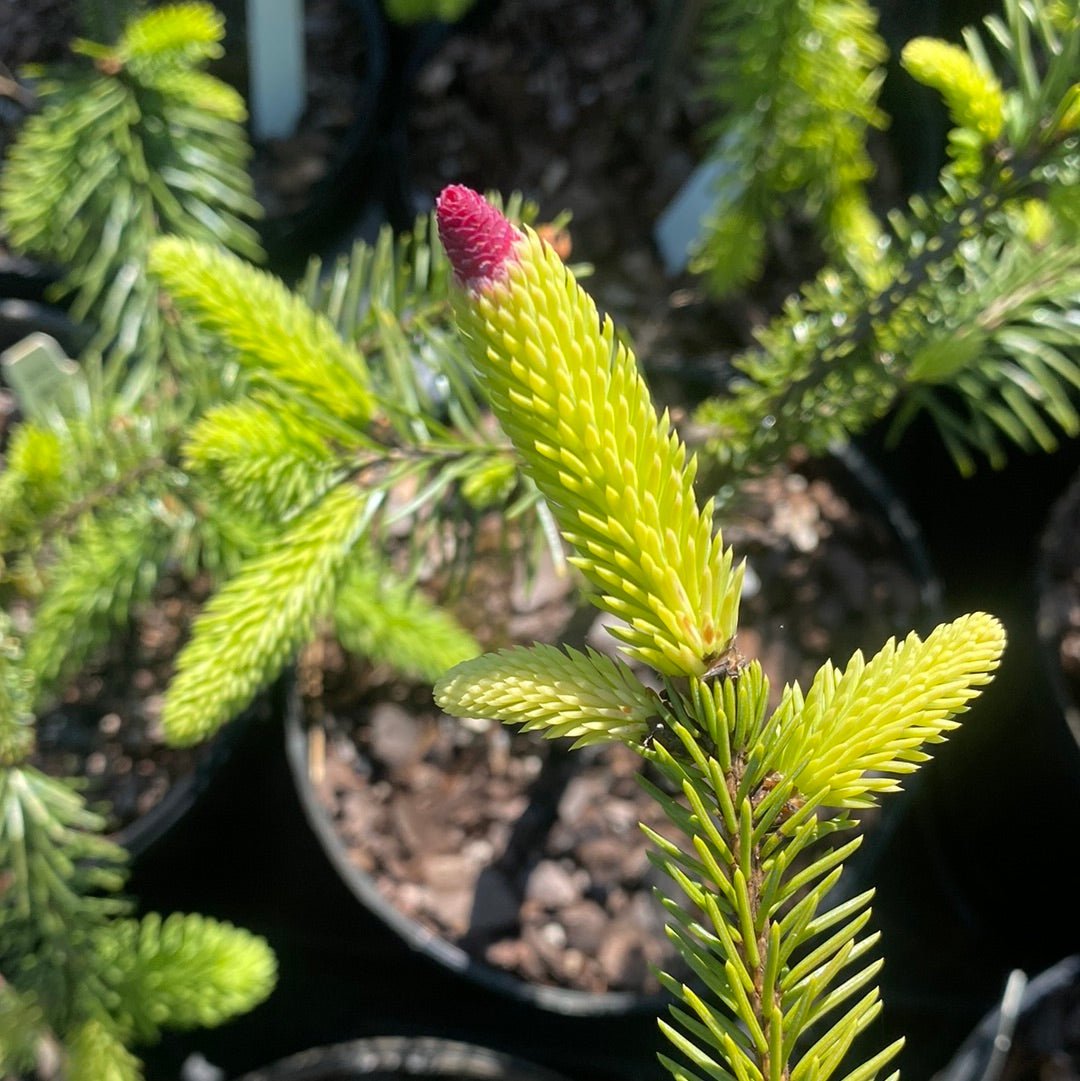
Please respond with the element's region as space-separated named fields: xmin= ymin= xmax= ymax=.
xmin=436 ymin=184 xmax=522 ymax=290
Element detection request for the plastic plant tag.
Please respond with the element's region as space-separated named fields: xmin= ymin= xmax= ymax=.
xmin=654 ymin=158 xmax=729 ymax=275
xmin=1 ymin=332 xmax=84 ymax=421
xmin=653 ymin=127 xmax=750 ymax=275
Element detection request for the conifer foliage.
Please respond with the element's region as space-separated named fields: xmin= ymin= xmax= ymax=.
xmin=1 ymin=9 xmax=277 ymax=1075
xmin=432 ymin=186 xmax=1006 ymax=1081
xmin=695 ymin=0 xmax=1080 ymax=478
xmin=0 ymin=2 xmax=266 ymax=702
xmin=0 ymin=2 xmax=262 ymax=368
xmin=692 ymin=0 xmax=889 ymax=293
xmin=0 ymin=617 xmax=276 ymax=1080
xmin=151 ymin=198 xmax=565 ymax=745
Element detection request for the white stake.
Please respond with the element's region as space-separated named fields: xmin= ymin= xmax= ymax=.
xmin=246 ymin=0 xmax=307 ymax=140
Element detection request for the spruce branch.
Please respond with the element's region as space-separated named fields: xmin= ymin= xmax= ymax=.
xmin=153 ymin=199 xmax=568 ymax=748
xmin=22 ymin=508 xmax=171 ymax=700
xmin=436 ymin=643 xmax=660 ymax=747
xmin=183 ymin=395 xmax=347 ymax=524
xmin=694 ymin=0 xmax=1080 ymax=478
xmin=697 ymin=172 xmax=1018 ymax=478
xmin=1 ymin=625 xmax=276 ymax=1078
xmin=692 ymin=0 xmax=889 ymax=293
xmin=93 ymin=913 xmax=277 ymax=1043
xmin=150 ymin=238 xmax=374 ymax=426
xmin=112 ymin=2 xmax=226 ymax=70
xmin=901 ymin=38 xmax=1005 ymax=145
xmin=0 ymin=3 xmax=263 ymax=371
xmin=0 ymin=764 xmax=129 ymax=930
xmin=0 ymin=3 xmax=270 ymax=718
xmin=332 ymin=559 xmax=480 ymax=683
xmin=431 ymin=186 xmax=1006 ymax=1081
xmin=0 ymin=978 xmax=51 ymax=1078
xmin=162 ymin=484 xmax=377 ymax=746
xmin=65 ymin=1019 xmax=143 ymax=1081
xmin=0 ymin=426 xmax=68 ymax=554
xmin=440 ymin=186 xmax=743 ymax=676
xmin=890 ymin=230 xmax=1080 ymax=472
xmin=0 ymin=406 xmax=178 ymax=569
xmin=0 ymin=617 xmax=36 ymax=768
xmin=769 ymin=613 xmax=1005 ymax=810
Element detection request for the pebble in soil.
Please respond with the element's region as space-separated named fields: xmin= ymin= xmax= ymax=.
xmin=29 ymin=574 xmax=214 ymax=835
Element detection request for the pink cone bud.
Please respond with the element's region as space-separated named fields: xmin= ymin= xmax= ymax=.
xmin=436 ymin=185 xmax=521 ymax=290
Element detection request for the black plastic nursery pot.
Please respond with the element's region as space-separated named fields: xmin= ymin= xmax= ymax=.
xmin=234 ymin=1036 xmax=573 ymax=1081
xmin=376 ymin=0 xmax=502 ymax=233
xmin=848 ymin=418 xmax=1080 ymax=1081
xmin=935 ymin=956 xmax=1080 ymax=1081
xmin=1035 ymin=467 xmax=1080 ymax=751
xmin=29 ymin=652 xmax=276 ymax=865
xmin=283 ymin=566 xmax=678 ymax=1020
xmin=114 ymin=693 xmax=270 ymax=862
xmin=279 ymin=443 xmax=943 ymax=1022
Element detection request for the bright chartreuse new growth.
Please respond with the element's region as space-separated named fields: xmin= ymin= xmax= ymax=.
xmin=432 ymin=185 xmax=1006 ymax=1081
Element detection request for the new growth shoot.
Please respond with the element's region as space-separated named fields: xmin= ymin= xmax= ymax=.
xmin=433 ymin=185 xmax=1005 ymax=1081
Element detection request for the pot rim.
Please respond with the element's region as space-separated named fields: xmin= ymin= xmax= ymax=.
xmin=115 ymin=698 xmax=258 ymax=860
xmin=232 ymin=1034 xmax=574 ymax=1081
xmin=283 ymin=691 xmax=666 ymax=1017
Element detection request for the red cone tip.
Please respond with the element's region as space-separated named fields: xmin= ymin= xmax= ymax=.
xmin=436 ymin=185 xmax=521 ymax=289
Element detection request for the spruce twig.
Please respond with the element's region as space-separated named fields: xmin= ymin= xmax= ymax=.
xmin=694 ymin=0 xmax=1080 ymax=478
xmin=430 ymin=186 xmax=1005 ymax=1081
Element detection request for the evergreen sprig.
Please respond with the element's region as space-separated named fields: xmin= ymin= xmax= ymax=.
xmin=332 ymin=559 xmax=480 ymax=684
xmin=0 ymin=2 xmax=266 ymax=714
xmin=0 ymin=979 xmax=47 ymax=1077
xmin=451 ymin=223 xmax=743 ymax=676
xmin=694 ymin=0 xmax=1080 ymax=479
xmin=431 ymin=186 xmax=1005 ymax=1081
xmin=0 ymin=2 xmax=262 ymax=371
xmin=22 ymin=508 xmax=170 ymax=696
xmin=434 ymin=643 xmax=660 ymax=747
xmin=93 ymin=912 xmax=278 ymax=1043
xmin=0 ymin=623 xmax=276 ymax=1080
xmin=162 ymin=483 xmax=376 ymax=746
xmin=691 ymin=0 xmax=889 ymax=293
xmin=149 ymin=237 xmax=374 ymax=426
xmin=152 ymin=199 xmax=557 ymax=747
xmin=65 ymin=1019 xmax=143 ymax=1081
